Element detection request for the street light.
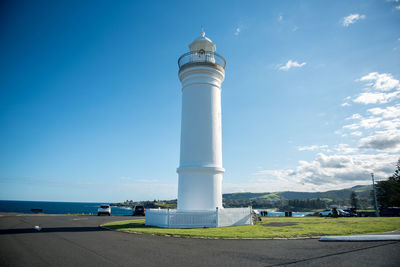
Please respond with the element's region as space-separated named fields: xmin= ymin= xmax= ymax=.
xmin=371 ymin=173 xmax=379 ymax=217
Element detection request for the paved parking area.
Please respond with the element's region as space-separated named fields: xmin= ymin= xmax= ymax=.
xmin=0 ymin=213 xmax=399 ymax=266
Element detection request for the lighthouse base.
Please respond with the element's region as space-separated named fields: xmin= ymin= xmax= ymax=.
xmin=145 ymin=207 xmax=252 ymax=228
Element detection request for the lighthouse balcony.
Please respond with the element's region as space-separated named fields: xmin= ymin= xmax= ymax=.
xmin=178 ymin=50 xmax=226 ymax=71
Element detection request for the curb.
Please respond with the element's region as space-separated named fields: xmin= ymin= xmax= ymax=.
xmin=320 ymin=235 xmax=400 ymax=242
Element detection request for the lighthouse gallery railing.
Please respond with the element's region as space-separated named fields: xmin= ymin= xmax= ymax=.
xmin=178 ymin=51 xmax=226 ymax=70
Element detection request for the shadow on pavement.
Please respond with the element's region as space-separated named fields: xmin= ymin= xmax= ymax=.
xmin=0 ymin=226 xmax=108 ymax=235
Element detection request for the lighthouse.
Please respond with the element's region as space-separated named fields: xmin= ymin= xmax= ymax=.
xmin=145 ymin=31 xmax=252 ymax=228
xmin=176 ymin=31 xmax=226 ymax=211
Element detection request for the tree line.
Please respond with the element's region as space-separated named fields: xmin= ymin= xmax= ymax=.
xmin=375 ymin=159 xmax=400 ymax=210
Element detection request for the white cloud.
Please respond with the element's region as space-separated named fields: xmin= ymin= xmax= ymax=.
xmin=353 ymin=91 xmax=400 ymax=104
xmin=234 ymin=27 xmax=241 ymax=36
xmin=351 ymin=131 xmax=363 ymax=136
xmin=343 ymin=117 xmax=384 ymax=130
xmin=279 ymin=60 xmax=306 ymax=71
xmin=238 ymin=153 xmax=397 ymax=193
xmin=298 ymin=153 xmax=395 ymax=185
xmin=343 ymin=117 xmax=400 ymax=135
xmin=341 ymin=102 xmax=351 ymax=107
xmin=368 ymin=104 xmax=400 ymax=118
xmin=346 ymin=113 xmax=362 ymax=120
xmin=231 ymin=72 xmax=400 ymax=194
xmin=396 ymin=5 xmax=400 ymax=10
xmin=359 ymin=132 xmax=400 ymax=152
xmin=341 ymin=74 xmax=400 ymax=154
xmin=359 ymin=72 xmax=400 ymax=91
xmin=334 ymin=144 xmax=357 ymax=154
xmin=297 ymin=73 xmax=399 ymax=189
xmin=278 ymin=15 xmax=283 ymax=22
xmin=343 ymin=123 xmax=360 ymax=130
xmin=342 ymin=14 xmax=366 ymax=27
xmin=353 ymin=72 xmax=400 ymax=105
xmin=297 ymin=145 xmax=328 ymax=151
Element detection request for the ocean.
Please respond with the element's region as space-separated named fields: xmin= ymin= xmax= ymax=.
xmin=258 ymin=210 xmax=314 ymax=217
xmin=0 ymin=200 xmax=133 ymax=215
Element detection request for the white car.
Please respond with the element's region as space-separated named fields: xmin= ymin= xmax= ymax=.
xmin=319 ymin=209 xmax=333 ymax=217
xmin=338 ymin=209 xmax=350 ymax=217
xmin=319 ymin=209 xmax=349 ymax=217
xmin=98 ymin=204 xmax=111 ymax=216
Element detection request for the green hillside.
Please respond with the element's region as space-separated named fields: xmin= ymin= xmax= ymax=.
xmin=222 ymin=185 xmax=373 ymax=210
xmin=113 ymin=185 xmax=373 ymax=211
xmin=222 ymin=185 xmax=372 ymax=202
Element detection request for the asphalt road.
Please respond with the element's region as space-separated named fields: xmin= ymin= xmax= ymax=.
xmin=0 ymin=213 xmax=399 ymax=266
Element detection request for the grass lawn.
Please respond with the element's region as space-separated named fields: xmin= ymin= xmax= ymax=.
xmin=102 ymin=217 xmax=400 ymax=239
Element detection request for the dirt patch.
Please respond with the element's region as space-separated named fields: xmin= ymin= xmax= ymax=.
xmin=262 ymin=222 xmax=298 ymax=227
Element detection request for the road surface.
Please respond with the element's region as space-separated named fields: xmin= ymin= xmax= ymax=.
xmin=0 ymin=213 xmax=399 ymax=266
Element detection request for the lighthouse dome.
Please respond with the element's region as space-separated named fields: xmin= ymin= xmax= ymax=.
xmin=189 ymin=31 xmax=216 ymax=52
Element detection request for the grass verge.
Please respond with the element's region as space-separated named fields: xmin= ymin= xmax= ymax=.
xmin=101 ymin=217 xmax=400 ymax=239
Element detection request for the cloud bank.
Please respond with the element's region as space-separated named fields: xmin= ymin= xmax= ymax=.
xmin=232 ymin=72 xmax=400 ymax=193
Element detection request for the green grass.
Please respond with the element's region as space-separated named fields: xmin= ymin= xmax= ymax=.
xmin=259 ymin=192 xmax=282 ymax=201
xmin=102 ymin=217 xmax=400 ymax=239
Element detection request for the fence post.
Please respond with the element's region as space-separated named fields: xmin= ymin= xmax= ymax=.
xmin=167 ymin=209 xmax=170 ymax=228
xmin=216 ymin=207 xmax=219 ymax=227
xmin=249 ymin=206 xmax=253 ymax=225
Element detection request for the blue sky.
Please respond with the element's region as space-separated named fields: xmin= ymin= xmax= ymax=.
xmin=1 ymin=0 xmax=399 ymax=202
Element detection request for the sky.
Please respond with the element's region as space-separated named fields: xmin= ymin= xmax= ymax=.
xmin=1 ymin=0 xmax=400 ymax=202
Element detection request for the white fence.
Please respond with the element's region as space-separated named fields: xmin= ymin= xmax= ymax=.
xmin=145 ymin=207 xmax=252 ymax=228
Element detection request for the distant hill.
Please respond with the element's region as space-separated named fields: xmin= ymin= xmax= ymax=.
xmin=114 ymin=185 xmax=373 ymax=210
xmin=223 ymin=185 xmax=372 ymax=202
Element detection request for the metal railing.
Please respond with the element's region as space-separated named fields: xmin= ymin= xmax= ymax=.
xmin=178 ymin=50 xmax=226 ymax=70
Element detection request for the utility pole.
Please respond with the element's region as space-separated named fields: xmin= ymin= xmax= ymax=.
xmin=371 ymin=173 xmax=379 ymax=217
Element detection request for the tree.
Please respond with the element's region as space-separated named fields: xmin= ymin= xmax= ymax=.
xmin=375 ymin=159 xmax=400 ymax=210
xmin=388 ymin=159 xmax=400 ymax=206
xmin=350 ymin=191 xmax=358 ymax=210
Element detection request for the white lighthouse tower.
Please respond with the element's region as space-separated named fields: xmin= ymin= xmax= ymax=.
xmin=145 ymin=31 xmax=252 ymax=228
xmin=177 ymin=30 xmax=225 ymax=211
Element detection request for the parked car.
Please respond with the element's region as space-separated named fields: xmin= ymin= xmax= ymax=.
xmin=98 ymin=204 xmax=111 ymax=216
xmin=133 ymin=205 xmax=145 ymax=216
xmin=343 ymin=209 xmax=358 ymax=217
xmin=337 ymin=209 xmax=350 ymax=217
xmin=319 ymin=209 xmax=333 ymax=217
xmin=319 ymin=209 xmax=350 ymax=217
